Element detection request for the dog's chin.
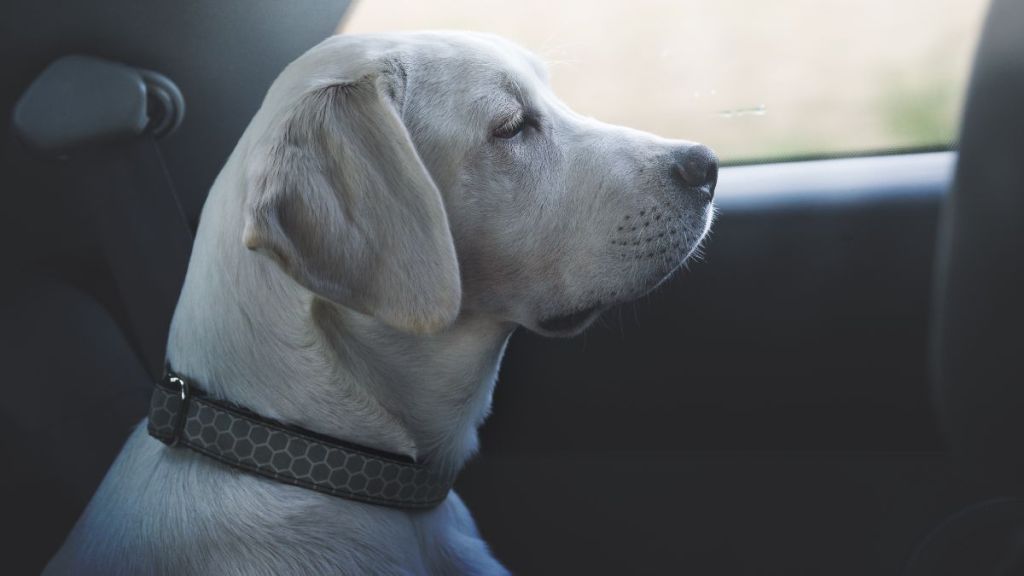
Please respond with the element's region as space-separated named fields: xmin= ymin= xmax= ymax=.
xmin=532 ymin=303 xmax=605 ymax=337
xmin=528 ymin=215 xmax=712 ymax=338
xmin=529 ymin=255 xmax=691 ymax=338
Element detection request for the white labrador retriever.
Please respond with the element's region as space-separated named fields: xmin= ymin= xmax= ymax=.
xmin=46 ymin=31 xmax=716 ymax=575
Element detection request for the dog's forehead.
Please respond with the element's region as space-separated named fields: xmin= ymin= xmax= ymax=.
xmin=404 ymin=32 xmax=548 ymax=88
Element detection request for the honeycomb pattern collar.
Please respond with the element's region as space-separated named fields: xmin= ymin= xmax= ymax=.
xmin=147 ymin=370 xmax=453 ymax=509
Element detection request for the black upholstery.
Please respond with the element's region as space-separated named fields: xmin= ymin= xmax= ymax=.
xmin=1 ymin=1 xmax=349 ymax=571
xmin=904 ymin=499 xmax=1024 ymax=576
xmin=932 ymin=0 xmax=1024 ymax=493
xmin=902 ymin=0 xmax=1024 ymax=572
xmin=0 ymin=279 xmax=150 ymax=574
xmin=0 ymin=0 xmax=352 ymax=228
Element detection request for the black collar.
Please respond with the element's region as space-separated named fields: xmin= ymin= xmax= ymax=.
xmin=147 ymin=369 xmax=453 ymax=509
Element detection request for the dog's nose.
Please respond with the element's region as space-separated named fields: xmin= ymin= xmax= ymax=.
xmin=674 ymin=144 xmax=718 ymax=200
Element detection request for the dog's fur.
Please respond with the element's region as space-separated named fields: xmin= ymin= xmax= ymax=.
xmin=45 ymin=32 xmax=714 ymax=575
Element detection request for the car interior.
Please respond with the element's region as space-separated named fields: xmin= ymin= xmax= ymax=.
xmin=2 ymin=0 xmax=1021 ymax=574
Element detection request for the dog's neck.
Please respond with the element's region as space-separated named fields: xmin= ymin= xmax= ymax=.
xmin=166 ymin=153 xmax=513 ymax=476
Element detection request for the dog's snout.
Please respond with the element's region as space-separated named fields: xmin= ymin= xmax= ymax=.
xmin=674 ymin=144 xmax=718 ymax=200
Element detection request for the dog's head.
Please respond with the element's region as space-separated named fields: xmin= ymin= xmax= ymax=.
xmin=243 ymin=32 xmax=715 ymax=337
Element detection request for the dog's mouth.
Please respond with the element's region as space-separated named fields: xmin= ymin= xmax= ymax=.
xmin=535 ymin=303 xmax=604 ymax=336
xmin=528 ymin=207 xmax=714 ymax=339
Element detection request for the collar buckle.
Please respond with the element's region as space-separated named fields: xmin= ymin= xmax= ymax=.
xmin=165 ymin=373 xmax=190 ymax=447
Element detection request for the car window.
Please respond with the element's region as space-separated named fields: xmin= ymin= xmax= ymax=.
xmin=341 ymin=0 xmax=988 ymax=164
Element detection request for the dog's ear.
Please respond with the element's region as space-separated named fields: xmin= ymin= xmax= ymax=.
xmin=242 ymin=66 xmax=461 ymax=334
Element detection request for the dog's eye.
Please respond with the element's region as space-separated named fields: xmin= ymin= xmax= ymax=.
xmin=493 ymin=113 xmax=526 ymax=139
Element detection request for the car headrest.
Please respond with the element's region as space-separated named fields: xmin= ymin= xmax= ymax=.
xmin=13 ymin=55 xmax=184 ymax=155
xmin=932 ymin=0 xmax=1024 ymax=490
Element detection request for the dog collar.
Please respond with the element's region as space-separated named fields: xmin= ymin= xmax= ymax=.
xmin=147 ymin=369 xmax=453 ymax=509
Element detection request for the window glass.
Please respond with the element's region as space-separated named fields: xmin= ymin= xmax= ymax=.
xmin=341 ymin=0 xmax=987 ymax=163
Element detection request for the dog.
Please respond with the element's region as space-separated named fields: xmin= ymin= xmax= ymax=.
xmin=45 ymin=31 xmax=716 ymax=575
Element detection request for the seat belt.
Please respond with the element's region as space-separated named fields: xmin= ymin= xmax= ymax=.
xmin=13 ymin=55 xmax=193 ymax=379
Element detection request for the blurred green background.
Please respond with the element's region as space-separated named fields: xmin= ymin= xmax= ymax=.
xmin=341 ymin=0 xmax=987 ymax=163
